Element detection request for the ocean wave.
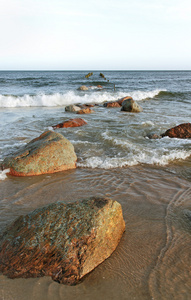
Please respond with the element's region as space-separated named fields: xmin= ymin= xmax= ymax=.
xmin=154 ymin=90 xmax=191 ymax=100
xmin=77 ymin=149 xmax=191 ymax=169
xmin=0 ymin=89 xmax=164 ymax=108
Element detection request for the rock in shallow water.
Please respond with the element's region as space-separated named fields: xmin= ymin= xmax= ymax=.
xmin=77 ymin=108 xmax=94 ymax=114
xmin=2 ymin=131 xmax=77 ymax=176
xmin=0 ymin=197 xmax=125 ymax=285
xmin=52 ymin=118 xmax=87 ymax=129
xmin=121 ymin=99 xmax=143 ymax=113
xmin=65 ymin=105 xmax=81 ymax=112
xmin=161 ymin=123 xmax=191 ymax=139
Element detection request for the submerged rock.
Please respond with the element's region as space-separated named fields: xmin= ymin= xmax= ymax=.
xmin=0 ymin=197 xmax=125 ymax=285
xmin=53 ymin=118 xmax=87 ymax=129
xmin=161 ymin=123 xmax=191 ymax=139
xmin=2 ymin=131 xmax=77 ymax=176
xmin=77 ymin=108 xmax=94 ymax=114
xmin=146 ymin=133 xmax=161 ymax=139
xmin=121 ymin=99 xmax=143 ymax=113
xmin=65 ymin=105 xmax=81 ymax=112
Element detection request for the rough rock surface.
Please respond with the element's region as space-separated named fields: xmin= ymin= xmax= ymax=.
xmin=117 ymin=96 xmax=133 ymax=106
xmin=103 ymin=102 xmax=121 ymax=108
xmin=0 ymin=197 xmax=125 ymax=285
xmin=161 ymin=123 xmax=191 ymax=139
xmin=121 ymin=99 xmax=143 ymax=113
xmin=65 ymin=105 xmax=81 ymax=112
xmin=2 ymin=131 xmax=77 ymax=176
xmin=78 ymin=85 xmax=89 ymax=91
xmin=77 ymin=108 xmax=94 ymax=114
xmin=53 ymin=118 xmax=87 ymax=129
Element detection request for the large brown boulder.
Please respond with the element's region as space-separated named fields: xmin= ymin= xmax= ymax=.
xmin=53 ymin=118 xmax=87 ymax=129
xmin=121 ymin=99 xmax=143 ymax=113
xmin=0 ymin=197 xmax=125 ymax=285
xmin=161 ymin=123 xmax=191 ymax=139
xmin=2 ymin=131 xmax=77 ymax=176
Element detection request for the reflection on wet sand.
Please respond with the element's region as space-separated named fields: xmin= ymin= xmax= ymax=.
xmin=0 ymin=166 xmax=190 ymax=300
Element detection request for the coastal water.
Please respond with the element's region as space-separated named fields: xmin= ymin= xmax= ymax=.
xmin=0 ymin=71 xmax=191 ymax=299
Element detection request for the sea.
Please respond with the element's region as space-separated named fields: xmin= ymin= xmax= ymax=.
xmin=0 ymin=71 xmax=191 ymax=300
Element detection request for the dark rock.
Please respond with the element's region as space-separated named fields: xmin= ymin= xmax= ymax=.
xmin=121 ymin=99 xmax=143 ymax=113
xmin=99 ymin=73 xmax=105 ymax=79
xmin=0 ymin=197 xmax=125 ymax=285
xmin=52 ymin=118 xmax=87 ymax=129
xmin=117 ymin=96 xmax=133 ymax=106
xmin=2 ymin=131 xmax=77 ymax=176
xmin=161 ymin=123 xmax=191 ymax=139
xmin=85 ymin=72 xmax=93 ymax=78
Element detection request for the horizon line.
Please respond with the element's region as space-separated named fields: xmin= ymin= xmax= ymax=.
xmin=0 ymin=69 xmax=191 ymax=72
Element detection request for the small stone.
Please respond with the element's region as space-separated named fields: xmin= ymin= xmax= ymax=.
xmin=146 ymin=133 xmax=161 ymax=139
xmin=78 ymin=86 xmax=89 ymax=91
xmin=65 ymin=105 xmax=81 ymax=112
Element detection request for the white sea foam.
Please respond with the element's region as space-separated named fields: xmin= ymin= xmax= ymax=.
xmin=0 ymin=89 xmax=164 ymax=108
xmin=141 ymin=121 xmax=155 ymax=127
xmin=77 ymin=132 xmax=191 ymax=169
xmin=0 ymin=169 xmax=10 ymax=180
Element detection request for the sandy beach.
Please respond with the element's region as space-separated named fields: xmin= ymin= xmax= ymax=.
xmin=1 ymin=165 xmax=191 ymax=300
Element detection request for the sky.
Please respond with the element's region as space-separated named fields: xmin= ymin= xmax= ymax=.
xmin=0 ymin=0 xmax=191 ymax=70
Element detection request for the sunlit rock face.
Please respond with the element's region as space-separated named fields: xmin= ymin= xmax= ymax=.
xmin=0 ymin=197 xmax=125 ymax=285
xmin=2 ymin=130 xmax=77 ymax=176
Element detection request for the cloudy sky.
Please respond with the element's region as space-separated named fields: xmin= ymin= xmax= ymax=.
xmin=0 ymin=0 xmax=191 ymax=70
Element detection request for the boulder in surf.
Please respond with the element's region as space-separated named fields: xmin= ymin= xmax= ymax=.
xmin=161 ymin=123 xmax=191 ymax=139
xmin=2 ymin=131 xmax=77 ymax=176
xmin=121 ymin=99 xmax=143 ymax=113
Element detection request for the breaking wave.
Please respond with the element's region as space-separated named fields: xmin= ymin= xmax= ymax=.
xmin=77 ymin=150 xmax=191 ymax=169
xmin=0 ymin=89 xmax=164 ymax=108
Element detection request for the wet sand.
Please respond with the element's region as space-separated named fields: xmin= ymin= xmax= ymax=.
xmin=0 ymin=165 xmax=191 ymax=300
